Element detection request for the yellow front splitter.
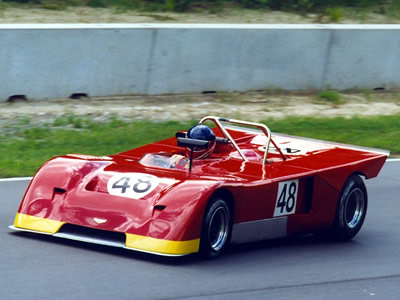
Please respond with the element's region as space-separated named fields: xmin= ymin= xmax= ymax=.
xmin=10 ymin=213 xmax=200 ymax=257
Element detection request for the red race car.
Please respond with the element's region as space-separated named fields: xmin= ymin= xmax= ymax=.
xmin=10 ymin=116 xmax=388 ymax=258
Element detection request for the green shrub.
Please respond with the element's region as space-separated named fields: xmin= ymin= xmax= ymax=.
xmin=317 ymin=90 xmax=341 ymax=104
xmin=87 ymin=0 xmax=107 ymax=8
xmin=326 ymin=6 xmax=343 ymax=21
xmin=239 ymin=0 xmax=269 ymax=8
xmin=165 ymin=0 xmax=193 ymax=12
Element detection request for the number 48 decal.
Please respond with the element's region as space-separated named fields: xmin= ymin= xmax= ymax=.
xmin=107 ymin=173 xmax=159 ymax=199
xmin=274 ymin=179 xmax=299 ymax=217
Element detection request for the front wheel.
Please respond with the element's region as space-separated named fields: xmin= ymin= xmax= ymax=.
xmin=200 ymin=197 xmax=231 ymax=258
xmin=331 ymin=174 xmax=368 ymax=241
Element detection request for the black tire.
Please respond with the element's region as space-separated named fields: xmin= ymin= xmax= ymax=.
xmin=331 ymin=174 xmax=368 ymax=241
xmin=199 ymin=197 xmax=231 ymax=258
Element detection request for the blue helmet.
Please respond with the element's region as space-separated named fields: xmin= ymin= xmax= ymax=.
xmin=187 ymin=124 xmax=216 ymax=158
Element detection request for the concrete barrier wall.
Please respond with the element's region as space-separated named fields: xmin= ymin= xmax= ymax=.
xmin=1 ymin=24 xmax=400 ymax=101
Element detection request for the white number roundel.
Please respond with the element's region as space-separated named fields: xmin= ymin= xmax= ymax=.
xmin=107 ymin=173 xmax=159 ymax=199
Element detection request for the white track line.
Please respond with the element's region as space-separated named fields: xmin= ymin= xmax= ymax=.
xmin=0 ymin=177 xmax=32 ymax=182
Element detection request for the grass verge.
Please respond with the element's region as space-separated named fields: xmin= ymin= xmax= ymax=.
xmin=1 ymin=115 xmax=398 ymax=178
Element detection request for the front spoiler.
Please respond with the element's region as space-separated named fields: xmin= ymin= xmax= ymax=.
xmin=10 ymin=213 xmax=200 ymax=257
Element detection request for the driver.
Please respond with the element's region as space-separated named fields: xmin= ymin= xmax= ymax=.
xmin=186 ymin=124 xmax=216 ymax=159
xmin=140 ymin=124 xmax=216 ymax=170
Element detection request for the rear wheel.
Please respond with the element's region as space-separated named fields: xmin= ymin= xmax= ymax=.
xmin=330 ymin=174 xmax=368 ymax=241
xmin=200 ymin=197 xmax=231 ymax=258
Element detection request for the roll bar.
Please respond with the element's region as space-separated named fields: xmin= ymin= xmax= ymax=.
xmin=199 ymin=116 xmax=286 ymax=164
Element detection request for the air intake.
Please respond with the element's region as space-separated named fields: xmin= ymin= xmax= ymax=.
xmin=56 ymin=224 xmax=126 ymax=248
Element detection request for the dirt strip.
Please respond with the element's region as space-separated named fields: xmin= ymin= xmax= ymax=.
xmin=1 ymin=91 xmax=399 ymax=130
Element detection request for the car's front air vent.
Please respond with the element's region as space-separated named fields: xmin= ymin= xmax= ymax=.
xmin=85 ymin=177 xmax=99 ymax=192
xmin=154 ymin=205 xmax=166 ymax=211
xmin=57 ymin=224 xmax=126 ymax=247
xmin=54 ymin=187 xmax=66 ymax=194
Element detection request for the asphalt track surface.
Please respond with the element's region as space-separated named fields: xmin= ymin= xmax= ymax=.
xmin=1 ymin=161 xmax=400 ymax=300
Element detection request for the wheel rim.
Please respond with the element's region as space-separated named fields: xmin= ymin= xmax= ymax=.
xmin=208 ymin=206 xmax=229 ymax=252
xmin=344 ymin=187 xmax=365 ymax=228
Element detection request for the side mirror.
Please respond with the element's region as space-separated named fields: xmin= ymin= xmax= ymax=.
xmin=177 ymin=137 xmax=209 ymax=149
xmin=177 ymin=137 xmax=209 ymax=171
xmin=175 ymin=132 xmax=186 ymax=138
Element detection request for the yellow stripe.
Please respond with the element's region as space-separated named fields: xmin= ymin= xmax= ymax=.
xmin=125 ymin=233 xmax=200 ymax=255
xmin=14 ymin=213 xmax=65 ymax=234
xmin=14 ymin=213 xmax=200 ymax=255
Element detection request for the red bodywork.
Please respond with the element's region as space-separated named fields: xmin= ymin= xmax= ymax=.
xmin=11 ymin=117 xmax=388 ymax=256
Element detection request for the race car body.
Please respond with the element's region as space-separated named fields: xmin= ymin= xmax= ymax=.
xmin=10 ymin=116 xmax=389 ymax=257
